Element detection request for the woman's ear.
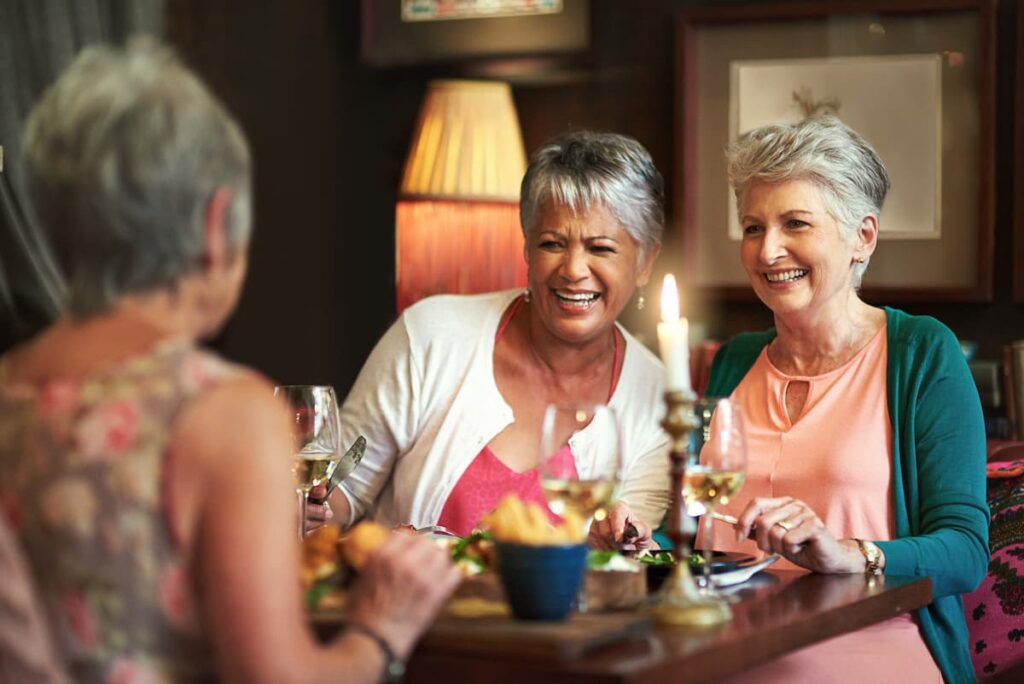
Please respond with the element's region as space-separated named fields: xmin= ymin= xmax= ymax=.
xmin=636 ymin=242 xmax=662 ymax=289
xmin=202 ymin=187 xmax=234 ymax=271
xmin=853 ymin=215 xmax=878 ymax=263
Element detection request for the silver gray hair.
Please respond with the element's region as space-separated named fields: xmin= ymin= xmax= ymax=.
xmin=21 ymin=38 xmax=252 ymax=316
xmin=519 ymin=131 xmax=664 ymax=258
xmin=725 ymin=116 xmax=890 ymax=288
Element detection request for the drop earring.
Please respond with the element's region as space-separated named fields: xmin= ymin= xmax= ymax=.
xmin=523 ymin=288 xmax=532 ymax=303
xmin=637 ymin=290 xmax=646 ymax=311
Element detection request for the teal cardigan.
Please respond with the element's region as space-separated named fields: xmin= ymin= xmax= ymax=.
xmin=705 ymin=307 xmax=988 ymax=684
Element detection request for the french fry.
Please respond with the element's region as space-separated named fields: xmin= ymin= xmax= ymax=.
xmin=480 ymin=494 xmax=586 ymax=546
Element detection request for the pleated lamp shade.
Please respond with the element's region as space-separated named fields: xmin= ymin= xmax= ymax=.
xmin=396 ymin=80 xmax=528 ymax=313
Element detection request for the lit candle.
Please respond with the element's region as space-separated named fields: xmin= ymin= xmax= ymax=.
xmin=658 ymin=274 xmax=692 ymax=393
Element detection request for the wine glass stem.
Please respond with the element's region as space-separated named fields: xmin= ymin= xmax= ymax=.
xmin=701 ymin=506 xmax=715 ymax=593
xmin=297 ymin=489 xmax=309 ymax=539
xmin=575 ymin=514 xmax=596 ymax=614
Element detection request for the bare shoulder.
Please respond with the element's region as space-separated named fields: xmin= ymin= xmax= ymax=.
xmin=171 ymin=370 xmax=292 ymax=481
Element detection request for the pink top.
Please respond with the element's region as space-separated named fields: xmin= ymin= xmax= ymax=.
xmin=711 ymin=326 xmax=942 ymax=684
xmin=436 ymin=445 xmax=577 ymax=536
xmin=436 ymin=296 xmax=621 ymax=536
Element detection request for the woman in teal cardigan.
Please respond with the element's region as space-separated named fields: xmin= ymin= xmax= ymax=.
xmin=703 ymin=117 xmax=987 ymax=683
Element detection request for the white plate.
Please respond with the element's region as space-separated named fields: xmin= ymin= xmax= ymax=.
xmin=712 ymin=554 xmax=780 ymax=587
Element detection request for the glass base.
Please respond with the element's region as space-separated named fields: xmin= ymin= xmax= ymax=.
xmin=650 ymin=556 xmax=732 ymax=627
xmin=651 ymin=597 xmax=732 ymax=626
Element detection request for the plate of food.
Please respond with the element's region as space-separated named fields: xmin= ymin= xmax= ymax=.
xmin=636 ymin=550 xmax=757 ymax=592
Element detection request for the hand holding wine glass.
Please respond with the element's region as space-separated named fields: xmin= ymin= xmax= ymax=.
xmin=686 ymin=398 xmax=747 ymax=593
xmin=538 ymin=403 xmax=622 ymax=542
xmin=273 ymin=385 xmax=341 ymax=538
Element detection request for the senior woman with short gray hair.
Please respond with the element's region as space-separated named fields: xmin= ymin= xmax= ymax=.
xmin=702 ymin=116 xmax=987 ymax=683
xmin=335 ymin=131 xmax=671 ymax=549
xmin=0 ymin=40 xmax=459 ymax=684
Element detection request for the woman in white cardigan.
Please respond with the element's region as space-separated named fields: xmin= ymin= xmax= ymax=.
xmin=334 ymin=132 xmax=671 ymax=549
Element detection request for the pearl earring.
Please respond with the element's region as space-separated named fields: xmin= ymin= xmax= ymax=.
xmin=523 ymin=288 xmax=531 ymax=303
xmin=637 ymin=291 xmax=646 ymax=311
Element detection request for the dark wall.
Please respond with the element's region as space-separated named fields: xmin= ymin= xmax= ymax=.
xmin=168 ymin=0 xmax=1023 ymax=395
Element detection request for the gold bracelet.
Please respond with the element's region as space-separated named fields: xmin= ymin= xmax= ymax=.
xmin=853 ymin=538 xmax=882 ymax=576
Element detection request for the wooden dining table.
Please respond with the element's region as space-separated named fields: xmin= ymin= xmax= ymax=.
xmin=388 ymin=569 xmax=932 ymax=683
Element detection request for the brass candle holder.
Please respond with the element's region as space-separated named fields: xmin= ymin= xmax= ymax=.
xmin=650 ymin=389 xmax=732 ymax=626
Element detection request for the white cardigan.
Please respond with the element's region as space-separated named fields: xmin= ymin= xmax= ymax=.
xmin=338 ymin=290 xmax=671 ymax=529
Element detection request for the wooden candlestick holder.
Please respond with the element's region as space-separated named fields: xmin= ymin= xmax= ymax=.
xmin=650 ymin=390 xmax=731 ymax=626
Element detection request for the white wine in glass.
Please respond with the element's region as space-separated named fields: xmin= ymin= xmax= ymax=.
xmin=274 ymin=385 xmax=341 ymax=538
xmin=682 ymin=466 xmax=745 ymax=510
xmin=293 ymin=448 xmax=337 ymax=492
xmin=542 ymin=478 xmax=619 ymax=521
xmin=687 ymin=398 xmax=748 ymax=596
xmin=539 ymin=404 xmax=622 ymax=533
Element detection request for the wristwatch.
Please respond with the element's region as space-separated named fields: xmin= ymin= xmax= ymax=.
xmin=854 ymin=538 xmax=883 ymax=576
xmin=347 ymin=622 xmax=406 ymax=683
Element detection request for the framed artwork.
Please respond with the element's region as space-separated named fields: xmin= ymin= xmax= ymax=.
xmin=361 ymin=0 xmax=590 ymax=67
xmin=675 ymin=0 xmax=996 ymax=302
xmin=1016 ymin=1 xmax=1024 ymax=303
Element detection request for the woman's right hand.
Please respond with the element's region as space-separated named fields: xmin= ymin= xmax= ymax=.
xmin=346 ymin=531 xmax=462 ymax=659
xmin=588 ymin=501 xmax=658 ymax=552
xmin=734 ymin=496 xmax=864 ymax=574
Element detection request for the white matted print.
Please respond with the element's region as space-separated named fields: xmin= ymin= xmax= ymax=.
xmin=728 ymin=54 xmax=942 ymax=241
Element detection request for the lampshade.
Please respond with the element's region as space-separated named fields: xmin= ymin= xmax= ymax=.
xmin=396 ymin=80 xmax=528 ymax=313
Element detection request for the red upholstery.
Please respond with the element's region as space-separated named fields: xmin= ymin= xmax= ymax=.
xmin=963 ymin=454 xmax=1024 ymax=679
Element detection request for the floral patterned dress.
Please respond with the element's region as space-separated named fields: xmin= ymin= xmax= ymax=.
xmin=0 ymin=339 xmax=238 ymax=684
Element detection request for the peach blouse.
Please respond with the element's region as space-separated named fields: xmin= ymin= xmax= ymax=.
xmin=710 ymin=326 xmax=941 ymax=683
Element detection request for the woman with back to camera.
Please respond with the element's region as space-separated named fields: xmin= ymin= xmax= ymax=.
xmin=332 ymin=131 xmax=671 ymax=550
xmin=702 ymin=116 xmax=987 ymax=683
xmin=0 ymin=40 xmax=459 ymax=684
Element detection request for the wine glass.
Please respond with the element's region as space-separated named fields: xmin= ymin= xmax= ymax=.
xmin=685 ymin=398 xmax=747 ymax=596
xmin=538 ymin=403 xmax=623 ymax=540
xmin=273 ymin=385 xmax=341 ymax=538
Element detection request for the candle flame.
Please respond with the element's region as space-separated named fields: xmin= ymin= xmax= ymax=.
xmin=660 ymin=274 xmax=680 ymax=322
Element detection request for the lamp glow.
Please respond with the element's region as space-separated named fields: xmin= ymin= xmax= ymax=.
xmin=396 ymin=80 xmax=528 ymax=313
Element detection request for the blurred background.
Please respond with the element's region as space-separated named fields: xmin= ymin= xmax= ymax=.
xmin=1 ymin=0 xmax=1021 ymax=432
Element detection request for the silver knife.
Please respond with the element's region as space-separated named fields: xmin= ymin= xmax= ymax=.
xmin=310 ymin=435 xmax=366 ymax=503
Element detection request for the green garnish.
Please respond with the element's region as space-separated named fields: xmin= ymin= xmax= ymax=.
xmin=587 ymin=550 xmax=618 ymax=569
xmin=305 ymin=582 xmax=333 ymax=610
xmin=451 ymin=530 xmax=493 ymax=562
xmin=637 ymin=551 xmax=676 ymax=567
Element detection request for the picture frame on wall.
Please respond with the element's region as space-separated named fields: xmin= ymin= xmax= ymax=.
xmin=675 ymin=0 xmax=996 ymax=302
xmin=361 ymin=0 xmax=590 ymax=68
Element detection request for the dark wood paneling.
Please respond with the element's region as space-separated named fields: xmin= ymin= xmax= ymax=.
xmin=166 ymin=0 xmax=1022 ymax=390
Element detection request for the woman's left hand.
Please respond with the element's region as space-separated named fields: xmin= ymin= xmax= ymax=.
xmin=734 ymin=496 xmax=864 ymax=574
xmin=588 ymin=501 xmax=658 ymax=552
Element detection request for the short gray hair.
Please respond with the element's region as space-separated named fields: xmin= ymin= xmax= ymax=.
xmin=725 ymin=116 xmax=890 ymax=287
xmin=520 ymin=131 xmax=664 ymax=257
xmin=21 ymin=39 xmax=252 ymax=316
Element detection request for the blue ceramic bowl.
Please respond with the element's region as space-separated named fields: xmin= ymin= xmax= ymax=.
xmin=495 ymin=541 xmax=588 ymax=621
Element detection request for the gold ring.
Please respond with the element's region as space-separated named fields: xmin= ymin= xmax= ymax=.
xmin=776 ymin=519 xmax=794 ymax=532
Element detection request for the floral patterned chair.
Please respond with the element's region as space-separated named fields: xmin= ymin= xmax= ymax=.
xmin=962 ymin=441 xmax=1024 ymax=679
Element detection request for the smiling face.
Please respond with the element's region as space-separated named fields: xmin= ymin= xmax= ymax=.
xmin=526 ymin=201 xmax=657 ymax=346
xmin=739 ymin=179 xmax=874 ymax=321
